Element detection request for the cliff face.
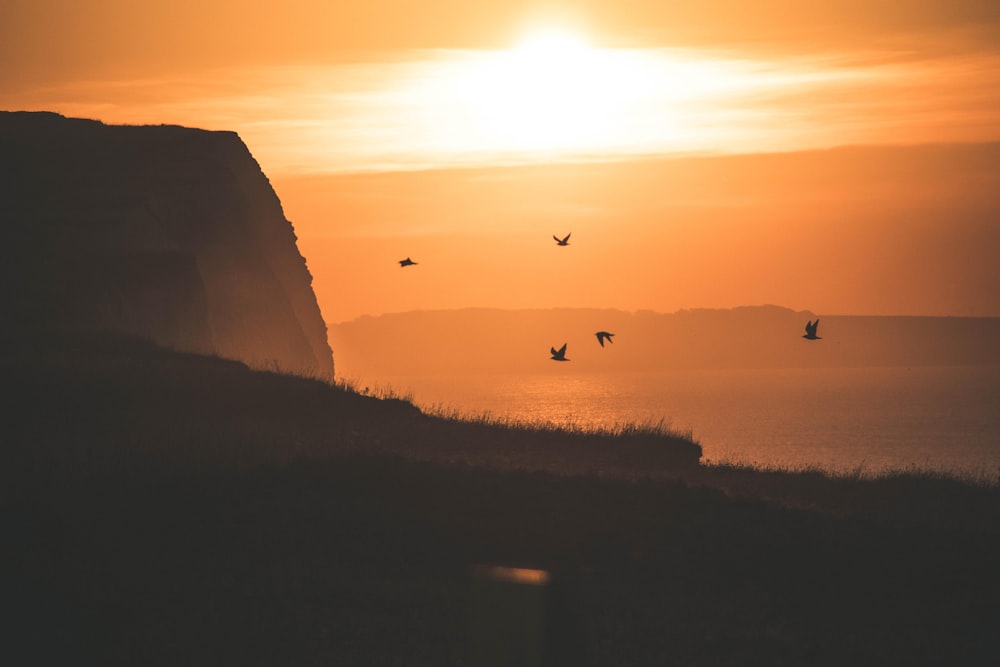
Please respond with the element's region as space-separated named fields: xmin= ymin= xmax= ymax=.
xmin=0 ymin=111 xmax=334 ymax=379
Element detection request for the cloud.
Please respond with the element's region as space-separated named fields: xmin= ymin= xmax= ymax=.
xmin=4 ymin=46 xmax=999 ymax=174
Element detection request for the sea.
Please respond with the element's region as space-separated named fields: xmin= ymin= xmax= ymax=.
xmin=368 ymin=365 xmax=1000 ymax=481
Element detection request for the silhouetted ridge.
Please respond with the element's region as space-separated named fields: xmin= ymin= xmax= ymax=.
xmin=0 ymin=111 xmax=333 ymax=378
xmin=331 ymin=306 xmax=1000 ymax=375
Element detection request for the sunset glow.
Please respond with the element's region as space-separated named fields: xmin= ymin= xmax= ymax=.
xmin=5 ymin=4 xmax=1000 ymax=659
xmin=2 ymin=0 xmax=1000 ymax=323
xmin=9 ymin=48 xmax=1000 ymax=175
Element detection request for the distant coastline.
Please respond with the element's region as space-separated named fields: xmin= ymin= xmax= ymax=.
xmin=330 ymin=305 xmax=1000 ymax=377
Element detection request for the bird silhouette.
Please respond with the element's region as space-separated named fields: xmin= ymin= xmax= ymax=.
xmin=398 ymin=257 xmax=418 ymax=267
xmin=595 ymin=331 xmax=615 ymax=347
xmin=553 ymin=233 xmax=571 ymax=246
xmin=803 ymin=319 xmax=822 ymax=340
xmin=550 ymin=343 xmax=569 ymax=361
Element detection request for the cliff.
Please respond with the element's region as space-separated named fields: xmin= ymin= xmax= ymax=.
xmin=0 ymin=111 xmax=333 ymax=379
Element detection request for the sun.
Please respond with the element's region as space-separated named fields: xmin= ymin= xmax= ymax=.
xmin=406 ymin=26 xmax=767 ymax=162
xmin=450 ymin=28 xmax=646 ymax=154
xmin=512 ymin=29 xmax=592 ymax=63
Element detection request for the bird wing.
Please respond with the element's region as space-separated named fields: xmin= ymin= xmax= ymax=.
xmin=557 ymin=343 xmax=567 ymax=356
xmin=562 ymin=233 xmax=571 ymax=243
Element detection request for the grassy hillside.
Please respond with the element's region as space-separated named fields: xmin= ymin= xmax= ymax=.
xmin=3 ymin=334 xmax=999 ymax=665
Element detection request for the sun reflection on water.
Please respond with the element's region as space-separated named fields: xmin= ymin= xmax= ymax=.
xmin=376 ymin=366 xmax=1000 ymax=480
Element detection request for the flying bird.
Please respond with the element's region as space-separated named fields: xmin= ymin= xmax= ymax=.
xmin=803 ymin=319 xmax=822 ymax=340
xmin=550 ymin=343 xmax=569 ymax=361
xmin=553 ymin=233 xmax=571 ymax=246
xmin=595 ymin=331 xmax=615 ymax=347
xmin=398 ymin=257 xmax=418 ymax=267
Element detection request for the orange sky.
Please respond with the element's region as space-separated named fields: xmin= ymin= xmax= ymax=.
xmin=3 ymin=1 xmax=1000 ymax=321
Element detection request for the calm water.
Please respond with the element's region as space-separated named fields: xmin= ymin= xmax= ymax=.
xmin=369 ymin=366 xmax=1000 ymax=479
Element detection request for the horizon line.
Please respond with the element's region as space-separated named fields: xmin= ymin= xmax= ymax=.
xmin=330 ymin=304 xmax=1000 ymax=325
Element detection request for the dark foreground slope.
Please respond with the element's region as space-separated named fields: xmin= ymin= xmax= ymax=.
xmin=3 ymin=337 xmax=998 ymax=666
